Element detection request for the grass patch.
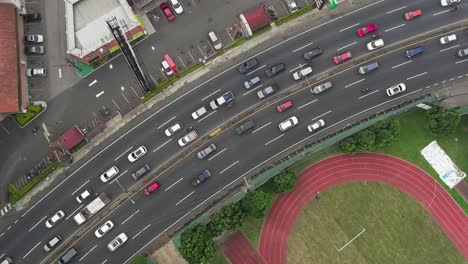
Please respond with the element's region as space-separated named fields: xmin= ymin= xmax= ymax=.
xmin=275 ymin=4 xmax=315 ymax=26
xmin=9 ymin=161 xmax=60 ymax=204
xmin=250 ymin=24 xmax=272 ymax=39
xmin=240 ymin=195 xmax=276 ymax=249
xmin=135 ymin=14 xmax=145 ymax=29
xmin=207 ymin=246 xmax=230 ymax=264
xmin=70 ymin=139 xmax=88 ymax=154
xmin=14 ymin=104 xmax=44 ymax=127
xmin=141 ymin=63 xmax=203 ymax=103
xmin=287 ymin=182 xmax=465 ymax=264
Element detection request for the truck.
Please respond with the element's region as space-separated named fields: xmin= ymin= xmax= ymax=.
xmin=178 ymin=130 xmax=198 ymax=147
xmin=311 ymin=81 xmax=333 ymax=94
xmin=73 ymin=193 xmax=111 ymax=225
xmin=209 ymin=91 xmax=234 ymax=110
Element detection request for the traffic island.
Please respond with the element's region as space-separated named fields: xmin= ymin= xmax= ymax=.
xmin=14 ymin=101 xmax=47 ymax=128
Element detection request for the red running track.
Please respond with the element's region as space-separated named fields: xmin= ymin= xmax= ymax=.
xmin=258 ymin=153 xmax=468 ymax=264
xmin=219 ymin=231 xmax=267 ymax=264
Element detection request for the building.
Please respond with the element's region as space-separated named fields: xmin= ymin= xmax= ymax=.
xmin=238 ymin=5 xmax=272 ymax=37
xmin=65 ymin=0 xmax=145 ymax=65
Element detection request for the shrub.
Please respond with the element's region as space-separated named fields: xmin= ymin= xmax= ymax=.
xmin=272 ymin=170 xmax=297 ymax=193
xmin=207 ymin=202 xmax=246 ymax=237
xmin=426 ymin=107 xmax=460 ymax=136
xmin=180 ymin=224 xmax=217 ymax=264
xmin=240 ymin=189 xmax=271 ymax=218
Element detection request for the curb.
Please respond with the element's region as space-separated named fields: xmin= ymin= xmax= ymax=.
xmin=16 ymin=101 xmax=48 ymax=128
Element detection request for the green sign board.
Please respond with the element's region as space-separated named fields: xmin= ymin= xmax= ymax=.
xmin=328 ymin=0 xmax=337 ymax=9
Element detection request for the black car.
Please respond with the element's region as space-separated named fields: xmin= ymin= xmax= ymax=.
xmin=265 ymin=63 xmax=286 ymax=77
xmin=25 ymin=46 xmax=45 ymax=55
xmin=192 ymin=170 xmax=210 ymax=187
xmin=303 ymin=47 xmax=322 ymax=61
xmin=235 ymin=119 xmax=256 ymax=135
xmin=24 ymin=13 xmax=41 ymax=23
xmin=239 ymin=58 xmax=259 ymax=74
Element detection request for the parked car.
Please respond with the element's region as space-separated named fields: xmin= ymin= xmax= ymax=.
xmin=144 ymin=181 xmax=160 ymax=196
xmin=26 ymin=68 xmax=47 ymax=77
xmin=440 ymin=34 xmax=457 ymax=45
xmin=197 ymin=143 xmax=217 ymax=159
xmin=160 ymin=2 xmax=175 ymax=21
xmin=192 ymin=170 xmax=210 ymax=187
xmin=235 ymin=119 xmax=255 ymax=135
xmin=358 ymin=62 xmax=379 ymax=75
xmin=404 ymin=9 xmax=422 ymax=20
xmin=279 ymin=116 xmax=299 ymax=132
xmin=386 ymin=83 xmax=406 ymax=96
xmin=405 ymin=46 xmax=424 ymax=58
xmin=276 ymin=100 xmax=293 ymax=113
xmin=333 ymin=51 xmax=352 ymax=64
xmin=366 ymin=38 xmax=384 ymax=51
xmin=257 ymin=85 xmax=277 ymax=99
xmin=128 ymin=146 xmax=147 ymax=162
xmin=43 ymin=235 xmax=62 ymax=252
xmin=131 ymin=164 xmax=151 ymax=181
xmin=169 ymin=0 xmax=184 ymax=14
xmin=25 ymin=46 xmax=45 ymax=55
xmin=357 ymin=23 xmax=378 ymax=37
xmin=100 ymin=166 xmax=119 ymax=183
xmin=266 ymin=63 xmax=286 ymax=77
xmin=161 ymin=60 xmax=173 ymax=76
xmin=164 ymin=122 xmax=183 ymax=137
xmin=307 ymin=119 xmax=325 ymax=133
xmin=108 ymin=233 xmax=128 ymax=252
xmin=95 ymin=220 xmax=114 ymax=238
xmin=45 ymin=210 xmax=65 ymax=228
xmin=208 ymin=31 xmax=223 ymax=50
xmin=243 ymin=76 xmax=261 ymax=89
xmin=239 ymin=58 xmax=258 ymax=74
xmin=292 ymin=66 xmax=312 ymax=80
xmin=457 ymin=48 xmax=468 ymax=58
xmin=24 ymin=34 xmax=44 ymax=43
xmin=440 ymin=0 xmax=460 ymax=6
xmin=76 ymin=189 xmax=91 ymax=203
xmin=284 ymin=0 xmax=299 ymax=13
xmin=24 ymin=13 xmax=41 ymax=23
xmin=303 ymin=47 xmax=323 ymax=62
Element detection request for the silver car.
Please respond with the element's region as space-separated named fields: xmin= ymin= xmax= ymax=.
xmin=257 ymin=85 xmax=277 ymax=99
xmin=244 ymin=76 xmax=261 ymax=89
xmin=197 ymin=144 xmax=217 ymax=159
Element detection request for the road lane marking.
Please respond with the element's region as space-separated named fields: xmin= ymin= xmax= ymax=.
xmin=433 ymin=10 xmax=450 ymax=16
xmin=79 ymin=245 xmax=97 ymax=262
xmin=109 ymin=170 xmax=128 ymax=185
xmin=339 ymin=23 xmax=359 ymax=32
xmin=344 ymin=78 xmax=365 ymax=88
xmin=384 ymin=24 xmax=406 ymax=32
xmin=391 ymin=60 xmax=412 ymax=69
xmin=219 ymin=161 xmax=239 ymax=174
xmin=28 ymin=216 xmax=47 ymax=232
xmin=265 ymin=134 xmax=284 ymax=146
xmin=197 ymin=110 xmax=217 ymax=123
xmin=116 ymin=180 xmax=126 ymax=192
xmin=96 ymin=91 xmax=104 ymax=98
xmin=252 ymin=122 xmax=271 ymax=134
xmin=457 ymin=75 xmax=463 ymax=79
xmin=23 ymin=241 xmax=41 ymax=259
xmin=242 ymin=84 xmax=263 ymax=96
xmin=72 ymin=180 xmax=90 ymax=195
xmin=311 ymin=110 xmax=332 ymax=121
xmin=208 ymin=148 xmax=227 ymax=161
xmin=132 ymin=224 xmax=151 ymax=239
xmin=66 ymin=204 xmax=84 ymax=220
xmin=358 ymin=90 xmax=380 ymax=99
xmin=0 ymin=253 xmax=4 ymax=259
xmin=292 ymin=42 xmax=314 ymax=53
xmin=247 ymin=65 xmax=266 ymax=76
xmin=455 ymin=58 xmax=468 ymax=64
xmin=153 ymin=139 xmax=173 ymax=152
xmin=88 ymin=80 xmax=97 ymax=86
xmin=101 ymin=260 xmax=108 ymax=264
xmin=121 ymin=209 xmax=140 ymax=225
xmin=337 ymin=41 xmax=357 ymax=51
xmin=165 ymin=178 xmax=183 ymax=191
xmin=114 ymin=146 xmax=134 ymax=161
xmin=440 ymin=44 xmax=460 ymax=52
xmin=406 ymin=72 xmax=428 ymax=80
xmin=386 ymin=6 xmax=407 ymax=14
xmin=157 ymin=116 xmax=176 ymax=129
xmin=201 ymin=89 xmax=221 ymax=101
xmin=176 ymin=191 xmax=195 ymax=206
xmin=297 ymin=99 xmax=318 ymax=110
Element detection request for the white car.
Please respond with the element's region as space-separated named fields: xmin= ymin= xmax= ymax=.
xmin=279 ymin=116 xmax=299 ymax=132
xmin=440 ymin=34 xmax=457 ymax=45
xmin=366 ymin=38 xmax=384 ymax=51
xmin=307 ymin=119 xmax=325 ymax=133
xmin=386 ymin=83 xmax=406 ymax=97
xmin=95 ymin=220 xmax=114 ymax=238
xmin=170 ymin=0 xmax=184 ymax=14
xmin=440 ymin=0 xmax=460 ymax=6
xmin=164 ymin=122 xmax=183 ymax=137
xmin=27 ymin=68 xmax=47 ymax=77
xmin=161 ymin=60 xmax=173 ymax=76
xmin=45 ymin=210 xmax=65 ymax=228
xmin=100 ymin=166 xmax=119 ymax=182
xmin=208 ymin=31 xmax=223 ymax=51
xmin=76 ymin=189 xmax=91 ymax=203
xmin=128 ymin=146 xmax=147 ymax=162
xmin=191 ymin=106 xmax=207 ymax=120
xmin=292 ymin=66 xmax=313 ymax=80
xmin=108 ymin=233 xmax=128 ymax=252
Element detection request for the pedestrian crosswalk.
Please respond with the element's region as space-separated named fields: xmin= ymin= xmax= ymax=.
xmin=1 ymin=203 xmax=11 ymax=216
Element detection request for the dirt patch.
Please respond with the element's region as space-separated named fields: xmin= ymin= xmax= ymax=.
xmin=150 ymin=240 xmax=187 ymax=264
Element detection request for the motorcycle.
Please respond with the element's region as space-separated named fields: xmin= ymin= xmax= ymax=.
xmin=361 ymin=88 xmax=370 ymax=93
xmin=450 ymin=5 xmax=458 ymax=11
xmin=371 ymin=33 xmax=380 ymax=39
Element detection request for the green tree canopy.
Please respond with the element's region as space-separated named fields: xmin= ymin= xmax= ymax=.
xmin=241 ymin=189 xmax=271 ymax=218
xmin=426 ymin=108 xmax=460 ymax=136
xmin=180 ymin=224 xmax=217 ymax=264
xmin=207 ymin=202 xmax=247 ymax=237
xmin=340 ymin=137 xmax=357 ymax=153
xmin=272 ymin=170 xmax=297 ymax=193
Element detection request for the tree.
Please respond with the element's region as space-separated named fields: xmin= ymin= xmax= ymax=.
xmin=207 ymin=202 xmax=247 ymax=237
xmin=272 ymin=170 xmax=297 ymax=193
xmin=241 ymin=189 xmax=271 ymax=218
xmin=373 ymin=118 xmax=400 ymax=147
xmin=180 ymin=224 xmax=217 ymax=264
xmin=355 ymin=130 xmax=376 ymax=151
xmin=426 ymin=108 xmax=460 ymax=136
xmin=340 ymin=137 xmax=357 ymax=153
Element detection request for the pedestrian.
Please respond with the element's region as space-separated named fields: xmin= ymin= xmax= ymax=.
xmin=316 ymin=191 xmax=320 ymax=200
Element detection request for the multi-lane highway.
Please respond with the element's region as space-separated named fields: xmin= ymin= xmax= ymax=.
xmin=1 ymin=0 xmax=468 ymax=263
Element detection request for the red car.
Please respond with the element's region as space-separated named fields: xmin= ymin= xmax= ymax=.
xmin=333 ymin=51 xmax=352 ymax=65
xmin=144 ymin=181 xmax=160 ymax=196
xmin=276 ymin=101 xmax=293 ymax=112
xmin=160 ymin=2 xmax=175 ymax=21
xmin=357 ymin=23 xmax=378 ymax=37
xmin=404 ymin=9 xmax=422 ymax=20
